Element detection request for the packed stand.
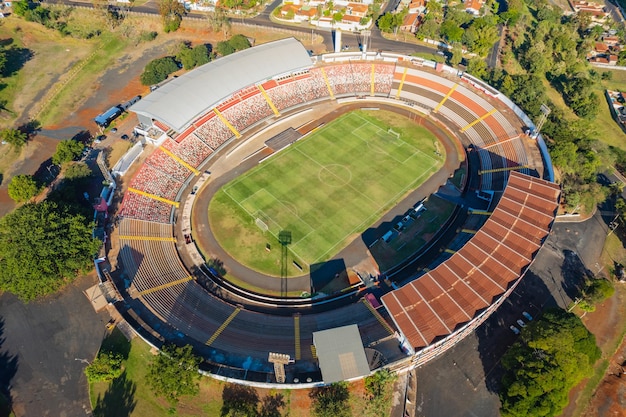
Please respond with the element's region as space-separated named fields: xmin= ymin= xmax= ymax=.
xmin=119 ymin=192 xmax=172 ymax=223
xmin=129 ymin=164 xmax=182 ymax=201
xmin=162 ymin=136 xmax=213 ymax=168
xmin=348 ymin=62 xmax=373 ymax=93
xmin=194 ymin=114 xmax=234 ymax=150
xmin=146 ymin=148 xmax=193 ymax=182
xmin=323 ymin=64 xmax=356 ymax=95
xmin=374 ymin=63 xmax=394 ymax=94
xmin=220 ymin=93 xmax=274 ymax=133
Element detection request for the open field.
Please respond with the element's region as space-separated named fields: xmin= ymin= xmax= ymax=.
xmin=210 ymin=110 xmax=444 ymax=275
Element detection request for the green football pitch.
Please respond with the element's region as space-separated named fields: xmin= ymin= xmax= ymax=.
xmin=215 ymin=110 xmax=443 ymax=267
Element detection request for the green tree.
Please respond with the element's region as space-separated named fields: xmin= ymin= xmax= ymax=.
xmin=467 ymin=57 xmax=489 ymax=79
xmin=63 ymin=162 xmax=93 ymax=180
xmin=463 ymin=18 xmax=500 ymax=56
xmin=158 ymin=0 xmax=185 ymax=32
xmin=0 ymin=201 xmax=101 ymax=301
xmin=310 ymin=382 xmax=351 ymax=417
xmin=1 ymin=128 xmax=28 ymax=150
xmin=416 ymin=19 xmax=440 ymax=40
xmin=12 ymin=0 xmax=30 ymax=16
xmin=579 ymin=278 xmax=615 ymax=311
xmin=7 ymin=174 xmax=39 ymax=202
xmin=85 ymin=351 xmax=124 ymax=383
xmin=228 ymin=34 xmax=251 ymax=51
xmin=440 ymin=20 xmax=464 ymax=42
xmin=364 ymin=369 xmax=397 ymax=416
xmin=52 ymin=139 xmax=84 ymax=165
xmin=146 ymin=344 xmax=201 ymax=407
xmin=216 ymin=40 xmax=235 ymax=56
xmin=377 ymin=11 xmax=404 ymax=33
xmin=449 ymin=43 xmax=463 ymax=67
xmin=499 ymin=308 xmax=600 ymax=417
xmin=140 ymin=56 xmax=179 ymax=85
xmin=207 ymin=7 xmax=231 ymax=35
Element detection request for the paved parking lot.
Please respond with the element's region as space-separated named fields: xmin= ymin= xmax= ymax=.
xmin=415 ymin=212 xmax=608 ymax=417
xmin=0 ymin=274 xmax=107 ymax=417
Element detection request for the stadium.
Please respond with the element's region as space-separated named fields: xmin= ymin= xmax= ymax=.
xmin=100 ymin=37 xmax=561 ymax=386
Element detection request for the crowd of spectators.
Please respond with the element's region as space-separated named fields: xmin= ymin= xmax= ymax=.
xmin=374 ymin=63 xmax=394 ymax=93
xmin=146 ymin=148 xmax=193 ymax=182
xmin=119 ymin=192 xmax=173 ymax=223
xmin=129 ymin=164 xmax=182 ymax=201
xmin=195 ymin=115 xmax=234 ymax=150
xmin=162 ymin=136 xmax=213 ymax=168
xmin=219 ymin=93 xmax=274 ymax=133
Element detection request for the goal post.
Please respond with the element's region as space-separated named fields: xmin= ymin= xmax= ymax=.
xmin=387 ymin=128 xmax=400 ymax=139
xmin=256 ymin=218 xmax=269 ymax=232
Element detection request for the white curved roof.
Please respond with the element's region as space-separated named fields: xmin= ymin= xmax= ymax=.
xmin=130 ymin=38 xmax=313 ymax=132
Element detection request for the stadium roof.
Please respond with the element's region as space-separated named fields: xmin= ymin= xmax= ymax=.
xmin=381 ymin=172 xmax=560 ymax=350
xmin=129 ymin=38 xmax=313 ymax=132
xmin=313 ymin=324 xmax=370 ymax=383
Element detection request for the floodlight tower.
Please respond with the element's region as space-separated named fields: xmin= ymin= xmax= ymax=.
xmin=532 ymin=104 xmax=551 ymax=138
xmin=268 ymin=352 xmax=293 ymax=383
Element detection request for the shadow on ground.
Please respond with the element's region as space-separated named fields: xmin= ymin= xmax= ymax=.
xmin=0 ymin=317 xmax=18 ymax=417
xmin=91 ymin=371 xmax=136 ymax=417
xmin=477 ymin=270 xmax=558 ymax=397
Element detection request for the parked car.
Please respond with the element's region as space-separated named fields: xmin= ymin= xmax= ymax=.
xmin=110 ymin=127 xmax=118 ymax=133
xmin=509 ymin=325 xmax=520 ymax=335
xmin=121 ymin=134 xmax=129 ymax=140
xmin=522 ymin=311 xmax=533 ymax=321
xmin=94 ymin=135 xmax=106 ymax=144
xmin=516 ymin=319 xmax=526 ymax=328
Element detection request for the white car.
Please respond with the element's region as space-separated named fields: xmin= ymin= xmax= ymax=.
xmin=522 ymin=311 xmax=533 ymax=321
xmin=509 ymin=325 xmax=520 ymax=335
xmin=516 ymin=319 xmax=526 ymax=328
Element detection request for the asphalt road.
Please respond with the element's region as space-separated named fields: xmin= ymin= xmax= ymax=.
xmin=47 ymin=0 xmax=440 ymax=55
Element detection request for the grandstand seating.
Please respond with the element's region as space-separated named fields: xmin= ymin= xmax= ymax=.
xmin=220 ymin=92 xmax=274 ymax=133
xmin=145 ymin=148 xmax=193 ymax=182
xmin=129 ymin=164 xmax=182 ymax=201
xmin=194 ymin=114 xmax=233 ymax=150
xmin=119 ymin=192 xmax=172 ymax=223
xmin=162 ymin=137 xmax=213 ymax=169
xmin=382 ymin=171 xmax=560 ymax=349
xmin=116 ymin=58 xmax=556 ymax=375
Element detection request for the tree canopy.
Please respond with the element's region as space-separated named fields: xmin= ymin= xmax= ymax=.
xmin=140 ymin=56 xmax=179 ymax=85
xmin=1 ymin=128 xmax=28 ymax=150
xmin=146 ymin=344 xmax=201 ymax=406
xmin=0 ymin=201 xmax=101 ymax=301
xmin=7 ymin=174 xmax=39 ymax=202
xmin=85 ymin=351 xmax=124 ymax=383
xmin=176 ymin=43 xmax=211 ymax=70
xmin=158 ymin=0 xmax=186 ymax=32
xmin=499 ymin=308 xmax=600 ymax=417
xmin=52 ymin=139 xmax=84 ymax=165
xmin=310 ymin=382 xmax=351 ymax=417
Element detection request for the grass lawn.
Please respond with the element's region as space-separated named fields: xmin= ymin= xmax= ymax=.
xmin=210 ymin=110 xmax=444 ymax=275
xmin=0 ymin=17 xmax=95 ymax=127
xmin=90 ymin=329 xmax=393 ymax=417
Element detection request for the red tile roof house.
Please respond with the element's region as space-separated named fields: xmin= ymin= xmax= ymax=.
xmin=400 ymin=12 xmax=420 ymax=33
xmin=464 ymin=0 xmax=484 ymax=16
xmin=346 ymin=2 xmax=369 ymax=17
